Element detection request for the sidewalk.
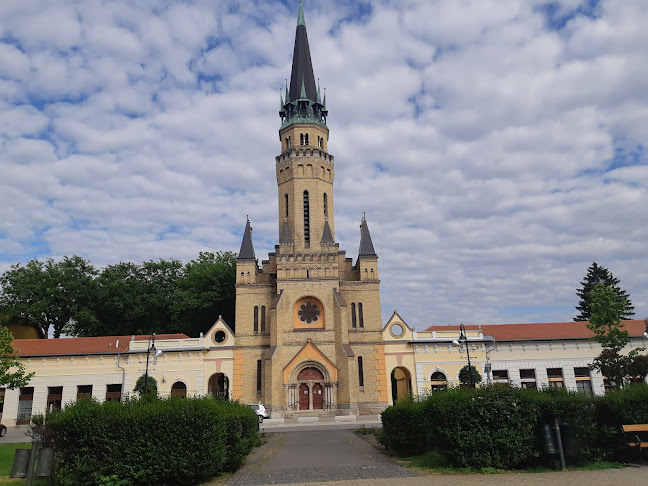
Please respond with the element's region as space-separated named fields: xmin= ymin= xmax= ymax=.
xmin=265 ymin=467 xmax=646 ymax=486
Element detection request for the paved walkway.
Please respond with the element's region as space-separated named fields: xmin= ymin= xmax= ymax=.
xmin=226 ymin=427 xmax=647 ymax=486
xmin=226 ymin=430 xmax=417 ymax=485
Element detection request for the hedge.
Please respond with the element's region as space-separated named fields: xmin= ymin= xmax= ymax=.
xmin=380 ymin=384 xmax=648 ymax=469
xmin=32 ymin=396 xmax=259 ymax=486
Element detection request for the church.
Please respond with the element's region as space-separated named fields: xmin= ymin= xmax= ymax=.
xmin=232 ymin=1 xmax=388 ymax=415
xmin=3 ymin=2 xmax=646 ymax=427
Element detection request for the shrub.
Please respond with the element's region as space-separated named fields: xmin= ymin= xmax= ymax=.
xmin=33 ymin=396 xmax=259 ymax=486
xmin=380 ymin=399 xmax=429 ymax=455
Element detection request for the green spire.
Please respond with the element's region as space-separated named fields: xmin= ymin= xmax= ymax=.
xmin=323 ymin=88 xmax=326 ymax=107
xmin=300 ymin=75 xmax=307 ymax=99
xmin=280 ymin=90 xmax=284 ymax=108
xmin=317 ymin=78 xmax=321 ymax=103
xmin=285 ymin=79 xmax=289 ymax=102
xmin=297 ymin=0 xmax=305 ymax=26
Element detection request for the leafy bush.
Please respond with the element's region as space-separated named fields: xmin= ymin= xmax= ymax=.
xmin=33 ymin=396 xmax=259 ymax=486
xmin=380 ymin=384 xmax=648 ymax=469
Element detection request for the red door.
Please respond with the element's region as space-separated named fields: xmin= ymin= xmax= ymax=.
xmin=312 ymin=384 xmax=323 ymax=409
xmin=299 ymin=384 xmax=309 ymax=410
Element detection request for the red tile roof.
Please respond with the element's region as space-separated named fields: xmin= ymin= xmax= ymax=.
xmin=14 ymin=334 xmax=190 ymax=357
xmin=425 ymin=320 xmax=647 ymax=341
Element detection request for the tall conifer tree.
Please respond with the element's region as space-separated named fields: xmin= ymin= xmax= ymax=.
xmin=575 ymin=262 xmax=634 ymax=321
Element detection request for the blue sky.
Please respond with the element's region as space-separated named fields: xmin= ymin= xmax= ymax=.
xmin=1 ymin=0 xmax=646 ymax=329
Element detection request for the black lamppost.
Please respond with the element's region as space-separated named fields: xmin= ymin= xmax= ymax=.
xmin=144 ymin=333 xmax=162 ymax=394
xmin=453 ymin=323 xmax=475 ymax=388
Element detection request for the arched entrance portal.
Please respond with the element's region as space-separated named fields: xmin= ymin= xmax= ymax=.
xmin=208 ymin=373 xmax=229 ymax=398
xmin=391 ymin=367 xmax=412 ymax=404
xmin=287 ymin=364 xmax=334 ymax=411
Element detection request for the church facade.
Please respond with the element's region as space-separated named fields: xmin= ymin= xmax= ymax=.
xmin=232 ymin=1 xmax=389 ymax=415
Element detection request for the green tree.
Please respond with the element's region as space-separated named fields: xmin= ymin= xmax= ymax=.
xmin=0 ymin=326 xmax=34 ymax=389
xmin=459 ymin=365 xmax=482 ymax=387
xmin=172 ymin=251 xmax=237 ymax=335
xmin=133 ymin=374 xmax=158 ymax=397
xmin=0 ymin=256 xmax=98 ymax=337
xmin=587 ymin=284 xmax=645 ymax=390
xmin=575 ymin=262 xmax=634 ymax=321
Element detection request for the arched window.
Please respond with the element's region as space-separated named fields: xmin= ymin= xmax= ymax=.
xmin=358 ymin=303 xmax=364 ymax=328
xmin=257 ymin=360 xmax=262 ymax=394
xmin=430 ymin=371 xmax=448 ymax=392
xmin=303 ymin=191 xmax=310 ymax=245
xmin=323 ymin=193 xmax=328 ymax=218
xmin=171 ymin=381 xmax=187 ymax=398
xmin=351 ymin=303 xmax=357 ymax=328
xmin=358 ymin=357 xmax=364 ymax=388
xmin=254 ymin=306 xmax=259 ymax=333
xmin=285 ymin=194 xmax=289 ymax=219
xmin=261 ymin=306 xmax=266 ymax=333
xmin=304 ymin=133 xmax=309 ymax=146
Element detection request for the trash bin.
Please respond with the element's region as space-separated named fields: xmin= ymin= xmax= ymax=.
xmin=35 ymin=447 xmax=54 ymax=477
xmin=560 ymin=423 xmax=577 ymax=456
xmin=10 ymin=449 xmax=31 ymax=478
xmin=540 ymin=423 xmax=558 ymax=455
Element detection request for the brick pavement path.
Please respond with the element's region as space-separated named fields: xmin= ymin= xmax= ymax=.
xmin=225 ymin=429 xmax=419 ymax=485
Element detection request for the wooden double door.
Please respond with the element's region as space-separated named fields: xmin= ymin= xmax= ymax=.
xmin=298 ymin=383 xmax=324 ymax=410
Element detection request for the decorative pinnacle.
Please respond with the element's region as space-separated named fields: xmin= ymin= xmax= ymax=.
xmin=300 ymin=75 xmax=307 ymax=99
xmin=280 ymin=90 xmax=284 ymax=108
xmin=298 ymin=0 xmax=305 ymax=26
xmin=285 ymin=79 xmax=289 ymax=101
xmin=317 ymin=78 xmax=321 ymax=103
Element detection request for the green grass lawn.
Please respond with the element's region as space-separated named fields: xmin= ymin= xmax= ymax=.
xmin=0 ymin=443 xmax=50 ymax=485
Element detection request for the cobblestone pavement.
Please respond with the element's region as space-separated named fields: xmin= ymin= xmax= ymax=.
xmin=226 ymin=428 xmax=647 ymax=486
xmin=265 ymin=467 xmax=647 ymax=486
xmin=225 ymin=430 xmax=418 ymax=485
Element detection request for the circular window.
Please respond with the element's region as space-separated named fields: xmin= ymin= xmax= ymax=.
xmin=214 ymin=330 xmax=227 ymax=344
xmin=298 ymin=301 xmax=320 ymax=324
xmin=390 ymin=323 xmax=404 ymax=338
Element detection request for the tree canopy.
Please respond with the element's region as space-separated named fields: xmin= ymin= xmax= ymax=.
xmin=0 ymin=251 xmax=237 ymax=338
xmin=458 ymin=364 xmax=482 ymax=387
xmin=575 ymin=262 xmax=634 ymax=322
xmin=0 ymin=326 xmax=34 ymax=389
xmin=586 ymin=283 xmax=646 ymax=390
xmin=133 ymin=374 xmax=158 ymax=397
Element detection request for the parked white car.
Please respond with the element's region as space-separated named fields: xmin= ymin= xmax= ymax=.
xmin=247 ymin=404 xmax=270 ymax=423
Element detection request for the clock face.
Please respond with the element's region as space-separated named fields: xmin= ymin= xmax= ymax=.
xmin=298 ymin=301 xmax=320 ymax=324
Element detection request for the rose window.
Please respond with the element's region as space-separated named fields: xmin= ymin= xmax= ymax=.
xmin=298 ymin=301 xmax=320 ymax=324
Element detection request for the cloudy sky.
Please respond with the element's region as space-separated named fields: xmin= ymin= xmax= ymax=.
xmin=1 ymin=0 xmax=646 ymax=330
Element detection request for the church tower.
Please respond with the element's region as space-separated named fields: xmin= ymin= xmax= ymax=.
xmin=233 ymin=1 xmax=388 ymax=416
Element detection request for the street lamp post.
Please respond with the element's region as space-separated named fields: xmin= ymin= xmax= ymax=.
xmin=453 ymin=323 xmax=475 ymax=388
xmin=144 ymin=333 xmax=162 ymax=395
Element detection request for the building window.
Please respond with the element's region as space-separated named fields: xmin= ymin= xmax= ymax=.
xmin=171 ymin=382 xmax=187 ymax=398
xmin=261 ymin=306 xmax=266 ymax=333
xmin=254 ymin=306 xmax=259 ymax=333
xmin=77 ymin=385 xmax=93 ymax=400
xmin=351 ymin=303 xmax=357 ymax=328
xmin=519 ymin=369 xmax=537 ymax=389
xmin=574 ymin=367 xmax=593 ymax=395
xmin=285 ymin=194 xmax=289 ymax=219
xmin=323 ymin=193 xmax=328 ymax=218
xmin=492 ymin=369 xmax=509 ymax=383
xmin=300 ymin=133 xmax=309 ymax=146
xmin=305 ymin=133 xmax=309 ymax=145
xmin=303 ymin=191 xmax=310 ymax=245
xmin=257 ymin=360 xmax=262 ymax=394
xmin=358 ymin=357 xmax=364 ymax=388
xmin=286 ymin=136 xmax=291 ymax=148
xmin=106 ymin=384 xmax=122 ymax=402
xmin=358 ymin=303 xmax=364 ymax=328
xmin=47 ymin=386 xmax=63 ymax=411
xmin=547 ymin=368 xmax=564 ymax=388
xmin=17 ymin=387 xmax=34 ymax=425
xmin=430 ymin=372 xmax=448 ymax=392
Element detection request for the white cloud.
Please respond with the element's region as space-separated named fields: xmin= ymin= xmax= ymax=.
xmin=1 ymin=0 xmax=647 ymax=330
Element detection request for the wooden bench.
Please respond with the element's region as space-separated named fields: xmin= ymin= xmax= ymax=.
xmin=622 ymin=424 xmax=648 ymax=465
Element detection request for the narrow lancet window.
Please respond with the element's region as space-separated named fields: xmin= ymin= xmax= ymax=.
xmin=358 ymin=357 xmax=364 ymax=387
xmin=303 ymin=190 xmax=310 ymax=245
xmin=285 ymin=194 xmax=289 ymax=219
xmin=323 ymin=193 xmax=328 ymax=218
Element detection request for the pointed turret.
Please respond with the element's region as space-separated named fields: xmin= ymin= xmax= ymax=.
xmin=289 ymin=0 xmax=317 ymax=103
xmin=279 ymin=219 xmax=293 ymax=245
xmin=321 ymin=219 xmax=334 ymax=245
xmin=358 ymin=216 xmax=377 ymax=257
xmin=237 ymin=219 xmax=256 ymax=260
